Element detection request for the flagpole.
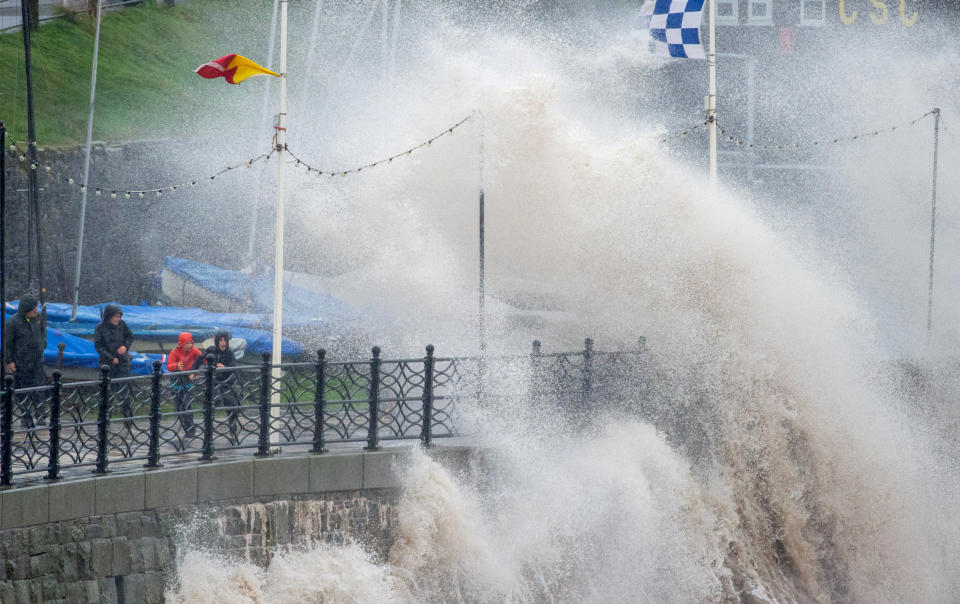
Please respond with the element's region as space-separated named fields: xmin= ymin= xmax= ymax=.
xmin=71 ymin=0 xmax=103 ymax=321
xmin=270 ymin=0 xmax=288 ymax=419
xmin=707 ymin=0 xmax=717 ymax=186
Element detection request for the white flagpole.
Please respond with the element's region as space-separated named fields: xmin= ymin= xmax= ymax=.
xmin=271 ymin=0 xmax=288 ymax=416
xmin=707 ymin=0 xmax=717 ymax=185
xmin=71 ymin=0 xmax=104 ymax=321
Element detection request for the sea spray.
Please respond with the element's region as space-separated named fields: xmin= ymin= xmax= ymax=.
xmin=164 ymin=2 xmax=959 ymax=601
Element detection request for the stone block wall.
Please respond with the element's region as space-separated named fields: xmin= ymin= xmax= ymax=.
xmin=0 ymin=489 xmax=398 ymax=603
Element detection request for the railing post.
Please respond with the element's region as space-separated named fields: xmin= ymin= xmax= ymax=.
xmin=529 ymin=339 xmax=543 ymax=402
xmin=311 ymin=349 xmax=327 ymax=454
xmin=94 ymin=365 xmax=111 ymax=474
xmin=420 ymin=344 xmax=435 ymax=448
xmin=145 ymin=360 xmax=162 ymax=468
xmin=256 ymin=351 xmax=272 ymax=457
xmin=1 ymin=375 xmax=14 ymax=487
xmin=580 ymin=338 xmax=594 ymax=412
xmin=365 ymin=346 xmax=381 ymax=451
xmin=46 ymin=370 xmax=62 ymax=480
xmin=200 ymin=353 xmax=216 ymax=461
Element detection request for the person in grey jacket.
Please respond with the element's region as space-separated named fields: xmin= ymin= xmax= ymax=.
xmin=3 ymin=294 xmax=46 ymax=428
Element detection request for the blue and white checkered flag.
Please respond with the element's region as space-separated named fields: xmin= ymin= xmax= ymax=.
xmin=638 ymin=0 xmax=705 ymax=60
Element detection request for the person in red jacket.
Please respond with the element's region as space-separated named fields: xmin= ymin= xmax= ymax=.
xmin=167 ymin=332 xmax=203 ymax=437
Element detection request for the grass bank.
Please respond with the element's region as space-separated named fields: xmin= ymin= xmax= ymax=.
xmin=0 ymin=0 xmax=270 ymax=146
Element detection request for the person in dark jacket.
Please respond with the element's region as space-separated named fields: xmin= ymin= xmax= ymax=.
xmin=205 ymin=331 xmax=239 ymax=440
xmin=3 ymin=295 xmax=46 ymax=428
xmin=94 ymin=305 xmax=134 ymax=422
xmin=94 ymin=305 xmax=133 ymax=377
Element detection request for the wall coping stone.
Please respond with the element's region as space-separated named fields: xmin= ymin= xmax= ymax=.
xmin=0 ymin=445 xmax=476 ymax=529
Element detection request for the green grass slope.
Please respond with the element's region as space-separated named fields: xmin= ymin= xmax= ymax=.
xmin=1 ymin=0 xmax=273 ymax=146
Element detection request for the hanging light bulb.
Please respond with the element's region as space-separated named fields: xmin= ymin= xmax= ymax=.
xmin=110 ymin=192 xmax=117 ymax=199
xmin=125 ymin=193 xmax=131 ymax=199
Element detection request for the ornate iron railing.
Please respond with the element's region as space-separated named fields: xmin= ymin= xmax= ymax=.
xmin=0 ymin=339 xmax=644 ymax=485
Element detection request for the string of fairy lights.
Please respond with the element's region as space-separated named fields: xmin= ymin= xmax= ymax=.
xmin=284 ymin=114 xmax=472 ymax=177
xmin=5 ymin=139 xmax=275 ymax=199
xmin=4 ymin=113 xmax=473 ymax=197
xmin=658 ymin=120 xmax=709 ymax=143
xmin=715 ymin=109 xmax=938 ymax=152
xmin=2 ymin=109 xmax=946 ymax=199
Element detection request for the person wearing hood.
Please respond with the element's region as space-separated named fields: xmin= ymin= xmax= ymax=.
xmin=94 ymin=305 xmax=133 ymax=378
xmin=167 ymin=332 xmax=203 ymax=436
xmin=206 ymin=330 xmax=239 ymax=439
xmin=3 ymin=295 xmax=46 ymax=428
xmin=94 ymin=304 xmax=135 ymax=424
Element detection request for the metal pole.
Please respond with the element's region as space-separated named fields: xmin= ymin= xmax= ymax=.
xmin=46 ymin=370 xmax=61 ymax=480
xmin=478 ymin=111 xmax=486 ymax=356
xmin=270 ymin=0 xmax=288 ymax=415
xmin=20 ymin=0 xmax=45 ymax=304
xmin=365 ymin=346 xmax=381 ymax=450
xmin=420 ymin=344 xmax=435 ymax=448
xmin=311 ymin=349 xmax=327 ymax=453
xmin=146 ymin=360 xmax=162 ymax=468
xmin=94 ymin=365 xmax=111 ymax=474
xmin=1 ymin=375 xmax=13 ymax=486
xmin=71 ymin=0 xmax=104 ymax=320
xmin=707 ymin=0 xmax=717 ymax=186
xmin=200 ymin=354 xmax=216 ymax=461
xmin=745 ymin=57 xmax=756 ymax=183
xmin=479 ymin=188 xmax=485 ymax=353
xmin=1 ymin=122 xmax=6 ymax=379
xmin=927 ymin=107 xmax=941 ymax=335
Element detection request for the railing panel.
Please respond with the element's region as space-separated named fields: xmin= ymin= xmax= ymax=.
xmin=0 ymin=343 xmax=644 ymax=482
xmin=9 ymin=386 xmax=53 ymax=475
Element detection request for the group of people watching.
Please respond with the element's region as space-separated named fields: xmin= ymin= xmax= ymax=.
xmin=3 ymin=297 xmax=239 ymax=433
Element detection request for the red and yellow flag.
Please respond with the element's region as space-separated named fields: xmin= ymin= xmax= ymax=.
xmin=195 ymin=54 xmax=280 ymax=85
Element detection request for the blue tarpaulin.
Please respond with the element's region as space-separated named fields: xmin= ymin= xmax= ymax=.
xmin=5 ymin=300 xmax=305 ymax=374
xmin=162 ymin=256 xmax=362 ymax=327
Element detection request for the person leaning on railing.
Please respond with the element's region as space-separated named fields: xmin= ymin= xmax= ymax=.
xmin=167 ymin=332 xmax=203 ymax=438
xmin=94 ymin=304 xmax=135 ymax=425
xmin=205 ymin=330 xmax=239 ymax=439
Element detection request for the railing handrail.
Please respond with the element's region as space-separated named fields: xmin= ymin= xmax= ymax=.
xmin=0 ymin=339 xmax=645 ymax=485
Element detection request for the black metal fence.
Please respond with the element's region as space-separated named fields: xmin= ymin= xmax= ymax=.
xmin=0 ymin=339 xmax=644 ymax=486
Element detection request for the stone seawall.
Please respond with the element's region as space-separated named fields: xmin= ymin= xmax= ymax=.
xmin=0 ymin=446 xmax=476 ymax=603
xmin=0 ymin=489 xmax=398 ymax=603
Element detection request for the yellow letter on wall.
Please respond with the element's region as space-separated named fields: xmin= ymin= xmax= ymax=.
xmin=899 ymin=0 xmax=918 ymax=26
xmin=870 ymin=0 xmax=889 ymax=24
xmin=839 ymin=0 xmax=858 ymax=24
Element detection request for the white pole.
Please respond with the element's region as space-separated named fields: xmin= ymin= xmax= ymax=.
xmin=71 ymin=0 xmax=103 ymax=321
xmin=707 ymin=0 xmax=717 ymax=186
xmin=745 ymin=56 xmax=755 ymax=183
xmin=246 ymin=0 xmax=281 ymax=268
xmin=271 ymin=0 xmax=288 ymax=413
